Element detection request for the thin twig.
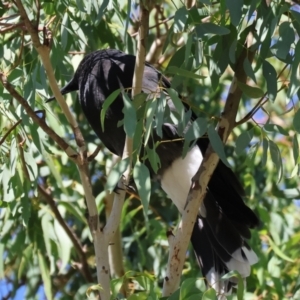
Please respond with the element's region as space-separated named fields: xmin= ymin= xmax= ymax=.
xmin=0 ymin=22 xmax=24 ymax=34
xmin=0 ymin=13 xmax=19 ymax=21
xmin=131 ymin=15 xmax=174 ymax=37
xmin=0 ymin=119 xmax=22 ymax=146
xmin=88 ymin=145 xmax=103 ymax=162
xmin=235 ymin=63 xmax=289 ymax=126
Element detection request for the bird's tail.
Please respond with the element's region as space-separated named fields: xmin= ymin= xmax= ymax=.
xmin=190 ymin=161 xmax=259 ymax=299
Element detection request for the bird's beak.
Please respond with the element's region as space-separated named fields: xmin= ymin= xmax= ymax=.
xmin=46 ymin=77 xmax=78 ymax=103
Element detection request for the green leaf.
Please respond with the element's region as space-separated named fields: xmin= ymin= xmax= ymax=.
xmin=229 ymin=39 xmax=237 ymax=63
xmin=237 ymin=82 xmax=264 ymax=98
xmin=180 ymin=278 xmax=202 ymax=300
xmin=221 ymin=271 xmax=244 ymax=300
xmin=61 ymin=13 xmax=69 ymax=50
xmin=293 ymin=109 xmax=300 ymax=134
xmin=293 ymin=135 xmax=299 ymax=165
xmin=18 ymin=244 xmax=33 ymax=279
xmin=23 ymin=150 xmax=38 ymax=181
xmin=54 ymin=219 xmax=72 ymax=272
xmin=106 ymin=157 xmax=130 ymax=192
xmin=86 ymin=284 xmax=103 ymax=297
xmin=174 ymin=6 xmax=188 ymax=33
xmin=207 ymin=125 xmax=230 ymax=167
xmin=166 ymin=88 xmax=185 ymax=128
xmin=144 ymin=98 xmax=157 ymax=145
xmin=235 ymin=129 xmax=254 ymax=156
xmin=38 ymin=250 xmax=53 ymax=300
xmin=266 ymin=235 xmax=294 ymax=262
xmin=21 ymin=193 xmax=31 ymax=226
xmin=133 ymin=161 xmax=151 ymax=215
xmin=96 ymin=0 xmax=109 ymax=26
xmin=155 ymin=93 xmax=167 ymax=138
xmin=100 ymin=89 xmax=121 ymax=129
xmin=195 ymin=23 xmax=230 ymax=38
xmin=262 ymin=138 xmax=269 ymax=166
xmin=0 ymin=243 xmax=3 ymax=278
xmin=9 ymin=137 xmax=17 ymax=176
xmin=272 ymin=22 xmax=295 ymax=60
xmin=243 ymin=58 xmax=256 ymax=83
xmin=183 ymin=117 xmax=207 ymax=156
xmin=201 ymin=288 xmax=217 ymax=300
xmin=208 ymin=57 xmax=220 ymax=90
xmin=288 ymin=41 xmax=300 ymax=98
xmin=226 ymin=0 xmax=243 ymax=26
xmin=123 ymin=93 xmax=137 ymax=138
xmin=167 ymin=66 xmax=205 ymax=80
xmin=146 ymin=145 xmax=161 ymax=174
xmin=263 ymin=124 xmax=289 ymax=136
xmin=263 ymin=61 xmax=277 ymax=101
xmin=269 ymin=140 xmax=283 ymax=183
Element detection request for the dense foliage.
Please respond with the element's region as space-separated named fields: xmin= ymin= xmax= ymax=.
xmin=1 ymin=0 xmax=300 ymax=299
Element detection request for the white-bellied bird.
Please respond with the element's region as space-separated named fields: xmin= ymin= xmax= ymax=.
xmin=48 ymin=49 xmax=259 ymax=298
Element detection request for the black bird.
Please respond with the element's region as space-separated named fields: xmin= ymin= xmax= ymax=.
xmin=48 ymin=49 xmax=259 ymax=298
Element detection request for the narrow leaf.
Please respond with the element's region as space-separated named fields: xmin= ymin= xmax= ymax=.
xmin=266 ymin=235 xmax=294 ymax=262
xmin=166 ymin=88 xmax=185 ymax=127
xmin=293 ymin=109 xmax=300 ymax=134
xmin=61 ymin=13 xmax=69 ymax=50
xmin=106 ymin=157 xmax=130 ymax=192
xmin=38 ymin=251 xmax=53 ymax=300
xmin=235 ymin=129 xmax=254 ymax=155
xmin=101 ymin=89 xmax=121 ymax=129
xmin=237 ymin=82 xmax=264 ymax=98
xmin=167 ymin=66 xmax=205 ymax=80
xmin=155 ymin=93 xmax=167 ymax=138
xmin=226 ymin=0 xmax=243 ymax=26
xmin=18 ymin=244 xmax=33 ymax=279
xmin=264 ymin=124 xmax=289 ymax=136
xmin=183 ymin=117 xmax=207 ymax=156
xmin=144 ymin=98 xmax=157 ymax=145
xmin=269 ymin=140 xmax=283 ymax=183
xmin=174 ymin=6 xmax=188 ymax=32
xmin=221 ymin=271 xmax=244 ymax=300
xmin=262 ymin=138 xmax=269 ymax=166
xmin=293 ymin=135 xmax=299 ymax=165
xmin=195 ymin=23 xmax=230 ymax=38
xmin=201 ymin=288 xmax=217 ymax=300
xmin=243 ymin=58 xmax=256 ymax=83
xmin=263 ymin=61 xmax=277 ymax=101
xmin=146 ymin=145 xmax=161 ymax=174
xmin=123 ymin=93 xmax=137 ymax=138
xmin=133 ymin=161 xmax=151 ymax=214
xmin=207 ymin=125 xmax=230 ymax=167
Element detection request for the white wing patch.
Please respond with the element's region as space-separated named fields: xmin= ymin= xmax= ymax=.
xmin=160 ymin=146 xmax=203 ymax=213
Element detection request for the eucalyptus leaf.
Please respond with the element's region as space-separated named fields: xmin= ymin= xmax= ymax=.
xmin=133 ymin=161 xmax=151 ymax=215
xmin=106 ymin=157 xmax=130 ymax=192
xmin=237 ymin=82 xmax=265 ymax=98
xmin=123 ymin=93 xmax=137 ymax=138
xmin=207 ymin=125 xmax=230 ymax=167
xmin=263 ymin=61 xmax=277 ymax=101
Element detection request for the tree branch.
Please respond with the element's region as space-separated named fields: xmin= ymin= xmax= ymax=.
xmin=93 ymin=2 xmax=151 ymax=299
xmin=12 ymin=3 xmax=104 ymax=297
xmin=163 ymin=36 xmax=256 ymax=297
